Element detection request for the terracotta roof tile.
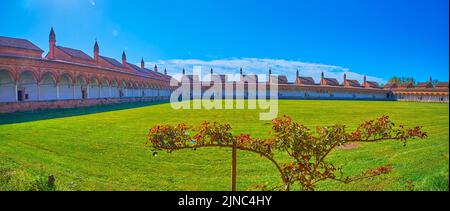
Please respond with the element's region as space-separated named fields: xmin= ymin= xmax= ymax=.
xmin=416 ymin=82 xmax=433 ymax=88
xmin=384 ymin=83 xmax=398 ymax=89
xmin=298 ymin=77 xmax=315 ymax=85
xmin=241 ymin=74 xmax=258 ymax=83
xmin=277 ymin=75 xmax=289 ymax=84
xmin=100 ymin=56 xmax=124 ymax=68
xmin=127 ymin=63 xmax=148 ymax=74
xmin=0 ymin=36 xmax=43 ymax=52
xmin=56 ymin=46 xmax=93 ymax=61
xmin=365 ymin=81 xmax=380 ymax=88
xmin=435 ymin=82 xmax=449 ymax=88
xmin=346 ymin=79 xmax=361 ymax=87
xmin=399 ymin=82 xmax=414 ymax=89
xmin=323 ymin=78 xmax=339 ymax=86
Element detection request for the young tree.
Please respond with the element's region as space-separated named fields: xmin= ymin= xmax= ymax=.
xmin=146 ymin=115 xmax=427 ymax=191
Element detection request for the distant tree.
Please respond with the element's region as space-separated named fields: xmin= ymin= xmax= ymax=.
xmin=388 ymin=77 xmax=401 ymax=85
xmin=400 ymin=77 xmax=416 ymax=85
xmin=388 ymin=77 xmax=416 ymax=85
xmin=146 ymin=115 xmax=427 ymax=191
xmin=432 ymin=80 xmax=440 ymax=86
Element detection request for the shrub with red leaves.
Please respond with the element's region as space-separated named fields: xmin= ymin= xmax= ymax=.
xmin=146 ymin=115 xmax=427 ymax=191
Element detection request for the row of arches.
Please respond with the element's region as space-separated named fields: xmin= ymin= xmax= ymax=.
xmin=0 ymin=69 xmax=173 ymax=103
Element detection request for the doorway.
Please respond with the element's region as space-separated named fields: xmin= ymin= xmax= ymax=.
xmin=82 ymin=89 xmax=88 ymax=99
xmin=17 ymin=90 xmax=24 ymax=102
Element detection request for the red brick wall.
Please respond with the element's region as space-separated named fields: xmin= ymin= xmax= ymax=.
xmin=0 ymin=97 xmax=169 ymax=114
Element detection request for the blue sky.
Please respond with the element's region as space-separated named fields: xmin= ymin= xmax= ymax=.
xmin=0 ymin=0 xmax=448 ymax=83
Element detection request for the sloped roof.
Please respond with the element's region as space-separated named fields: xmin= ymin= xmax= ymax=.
xmin=298 ymin=77 xmax=315 ymax=85
xmin=399 ymin=82 xmax=414 ymax=89
xmin=143 ymin=68 xmax=171 ymax=81
xmin=56 ymin=46 xmax=93 ymax=61
xmin=323 ymin=78 xmax=339 ymax=86
xmin=384 ymin=83 xmax=398 ymax=89
xmin=0 ymin=36 xmax=43 ymax=52
xmin=435 ymin=82 xmax=449 ymax=88
xmin=153 ymin=70 xmax=171 ymax=80
xmin=365 ymin=81 xmax=380 ymax=88
xmin=346 ymin=79 xmax=361 ymax=87
xmin=416 ymin=82 xmax=433 ymax=88
xmin=127 ymin=62 xmax=148 ymax=74
xmin=241 ymin=74 xmax=258 ymax=83
xmin=276 ymin=75 xmax=289 ymax=84
xmin=100 ymin=56 xmax=125 ymax=68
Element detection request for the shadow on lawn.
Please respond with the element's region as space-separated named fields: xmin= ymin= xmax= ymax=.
xmin=0 ymin=100 xmax=169 ymax=125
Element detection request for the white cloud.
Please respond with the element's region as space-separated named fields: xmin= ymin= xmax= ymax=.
xmin=144 ymin=58 xmax=386 ymax=84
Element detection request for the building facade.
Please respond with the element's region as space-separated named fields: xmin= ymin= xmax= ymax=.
xmin=384 ymin=79 xmax=449 ymax=103
xmin=0 ymin=28 xmax=174 ymax=113
xmin=1 ymin=29 xmax=448 ymax=113
xmin=181 ymin=69 xmax=392 ymax=101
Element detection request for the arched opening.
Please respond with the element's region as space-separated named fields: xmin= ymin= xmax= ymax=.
xmin=110 ymin=79 xmax=119 ymax=98
xmin=74 ymin=75 xmax=88 ymax=99
xmin=99 ymin=78 xmax=110 ymax=98
xmin=39 ymin=72 xmax=57 ymax=101
xmin=149 ymin=84 xmax=156 ymax=97
xmin=133 ymin=82 xmax=140 ymax=97
xmin=126 ymin=81 xmax=133 ymax=98
xmin=89 ymin=77 xmax=100 ymax=99
xmin=144 ymin=83 xmax=151 ymax=97
xmin=18 ymin=71 xmax=38 ymax=101
xmin=119 ymin=80 xmax=127 ymax=98
xmin=141 ymin=83 xmax=147 ymax=97
xmin=0 ymin=69 xmax=16 ymax=102
xmin=160 ymin=86 xmax=167 ymax=97
xmin=59 ymin=74 xmax=73 ymax=100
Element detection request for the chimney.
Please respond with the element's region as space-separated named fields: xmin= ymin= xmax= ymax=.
xmin=343 ymin=73 xmax=347 ymax=85
xmin=363 ymin=75 xmax=367 ymax=87
xmin=321 ymin=72 xmax=325 ymax=85
xmin=154 ymin=64 xmax=158 ymax=72
xmin=210 ymin=68 xmax=214 ymax=75
xmin=240 ymin=68 xmax=243 ymax=75
xmin=269 ymin=67 xmax=272 ymax=83
xmin=164 ymin=68 xmax=167 ymax=75
xmin=122 ymin=51 xmax=127 ymax=65
xmin=296 ymin=68 xmax=299 ymax=84
xmin=182 ymin=68 xmax=185 ymax=75
xmin=94 ymin=41 xmax=99 ymax=63
xmin=49 ymin=27 xmax=56 ymax=60
xmin=141 ymin=57 xmax=145 ymax=69
xmin=429 ymin=76 xmax=433 ymax=83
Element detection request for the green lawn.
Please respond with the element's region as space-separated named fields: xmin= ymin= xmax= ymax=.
xmin=0 ymin=100 xmax=448 ymax=191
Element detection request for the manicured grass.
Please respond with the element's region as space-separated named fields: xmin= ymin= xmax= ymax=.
xmin=0 ymin=100 xmax=448 ymax=191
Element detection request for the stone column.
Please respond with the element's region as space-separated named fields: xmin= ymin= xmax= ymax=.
xmin=36 ymin=82 xmax=40 ymax=101
xmin=72 ymin=84 xmax=75 ymax=99
xmin=109 ymin=86 xmax=112 ymax=98
xmin=86 ymin=86 xmax=90 ymax=99
xmin=14 ymin=82 xmax=18 ymax=102
xmin=56 ymin=83 xmax=60 ymax=100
